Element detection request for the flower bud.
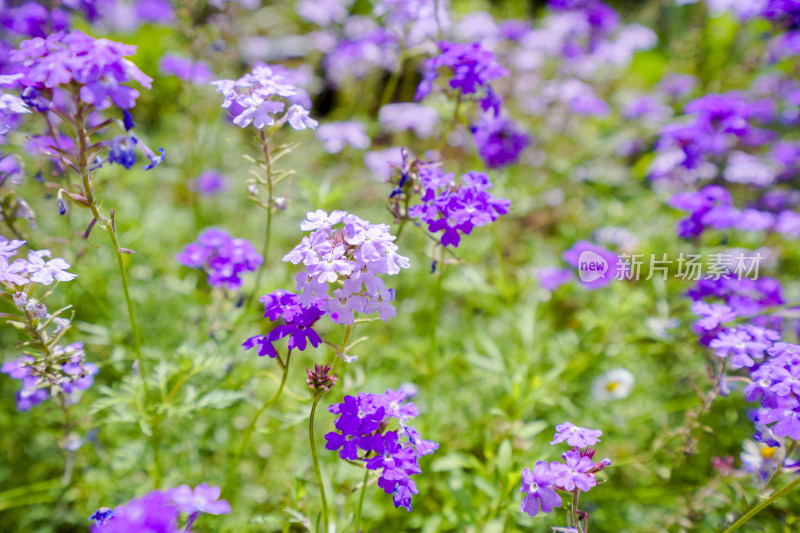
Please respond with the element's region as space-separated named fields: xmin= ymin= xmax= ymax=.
xmin=306 ymin=363 xmax=337 ymax=399
xmin=12 ymin=291 xmax=27 ymax=308
xmin=26 ymin=301 xmax=47 ymax=319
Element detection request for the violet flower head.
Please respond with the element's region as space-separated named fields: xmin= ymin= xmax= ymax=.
xmin=379 ymin=103 xmax=439 ymax=139
xmin=691 ymin=301 xmax=737 ymax=331
xmin=471 ymin=114 xmax=530 ymax=168
xmin=159 ymin=54 xmax=213 ymax=84
xmin=11 ymin=30 xmax=153 ymax=110
xmin=534 ymin=267 xmax=574 ymax=291
xmin=212 ymin=65 xmax=317 ymax=130
xmin=189 ymin=170 xmax=228 ymax=196
xmin=88 ymin=507 xmax=114 ymax=526
xmin=551 ymin=450 xmax=598 ymax=492
xmin=402 ymin=162 xmax=511 ymax=248
xmin=25 ymin=250 xmax=78 ymax=285
xmin=282 ymin=210 xmax=409 ymax=325
xmin=415 ymin=41 xmax=509 ymax=102
xmin=90 ymin=490 xmax=178 ymax=533
xmin=550 ymin=421 xmax=602 ymax=448
xmin=242 ymin=290 xmax=324 ymax=357
xmin=325 ymin=388 xmax=437 ymax=512
xmin=176 ymin=228 xmax=263 ymax=291
xmin=315 ymin=121 xmax=371 ymax=153
xmin=169 ymin=483 xmax=231 ymax=515
xmin=709 ymin=327 xmax=771 ymax=369
xmin=0 ymin=255 xmax=30 ymax=286
xmin=520 ymin=461 xmax=562 ymax=517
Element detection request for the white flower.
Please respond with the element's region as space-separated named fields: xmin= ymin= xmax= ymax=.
xmin=591 ymin=368 xmax=635 ymax=401
xmin=286 ymin=104 xmax=318 ymax=130
xmin=741 ymin=440 xmax=780 ymax=475
xmin=26 ymin=250 xmax=77 ymax=285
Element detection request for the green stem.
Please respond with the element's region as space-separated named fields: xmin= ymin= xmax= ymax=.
xmin=75 ymin=104 xmax=144 ymax=378
xmin=223 ymin=351 xmax=291 ymax=495
xmin=379 ymin=56 xmax=404 ymax=109
xmin=60 ymin=404 xmax=74 ymax=487
xmin=571 ymin=490 xmax=583 ymax=533
xmin=104 ymin=224 xmax=145 ymax=380
xmin=355 ymin=468 xmax=369 ymax=532
xmin=330 ymin=324 xmax=354 ymax=370
xmin=721 ymin=476 xmax=800 ymax=533
xmin=427 ymin=246 xmax=446 ymax=355
xmin=309 ymin=398 xmax=329 ymax=533
xmin=249 ymin=133 xmax=274 ymax=306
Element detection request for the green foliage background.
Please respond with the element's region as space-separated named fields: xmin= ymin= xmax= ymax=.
xmin=1 ymin=1 xmax=799 ymax=532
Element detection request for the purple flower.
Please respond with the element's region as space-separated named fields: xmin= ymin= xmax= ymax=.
xmin=134 ymin=0 xmax=176 ymax=24
xmin=402 ymin=424 xmax=439 ymax=457
xmin=88 ymin=507 xmax=114 ymax=526
xmin=656 ymin=73 xmax=695 ymax=101
xmin=282 ymin=211 xmax=409 ymax=324
xmin=471 ymin=114 xmax=530 ymax=169
xmin=108 ymin=134 xmax=138 ymax=169
xmin=756 ymin=396 xmax=800 ymax=440
xmin=415 ymin=41 xmax=508 ymax=102
xmin=332 ymin=393 xmax=386 ymax=436
xmin=551 ymin=450 xmax=598 ymax=492
xmin=25 ymin=250 xmax=77 ymax=285
xmin=379 ymin=103 xmax=439 ymax=139
xmin=213 ymin=65 xmax=315 ymax=131
xmin=189 ymin=170 xmax=228 ymax=196
xmin=0 ymin=236 xmax=25 ymax=258
xmin=159 ymin=55 xmax=213 ymax=84
xmin=11 ymin=31 xmax=152 ymax=110
xmin=365 ymin=431 xmax=417 ymax=473
xmin=534 ymin=267 xmax=573 ymax=292
xmin=691 ymin=301 xmax=737 ymax=330
xmin=315 ymin=121 xmax=371 ymax=153
xmin=379 ymin=388 xmax=420 ymax=421
xmin=550 ymin=421 xmax=602 ymax=448
xmin=242 ymin=291 xmax=324 ymax=357
xmin=364 ymin=147 xmax=405 ymax=182
xmin=177 ymin=229 xmax=263 ymax=291
xmin=520 ymin=461 xmax=562 ymax=517
xmin=710 ymin=328 xmax=769 ymax=369
xmin=325 ymin=387 xmax=435 ymax=512
xmin=90 ymin=490 xmax=178 ymax=533
xmin=324 ymin=430 xmax=378 ymax=461
xmin=404 ymin=163 xmax=511 ymax=248
xmin=0 ymin=256 xmax=29 ymax=285
xmin=169 ymin=483 xmax=231 ymax=515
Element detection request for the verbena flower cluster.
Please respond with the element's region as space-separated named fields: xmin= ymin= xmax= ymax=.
xmin=689 ymin=272 xmax=800 ymax=450
xmin=415 ymin=41 xmax=508 ymax=105
xmin=414 ymin=39 xmax=530 ymax=168
xmin=282 ymin=209 xmax=410 ymax=324
xmin=389 ymin=156 xmax=511 ymax=248
xmin=10 ymin=30 xmax=152 ymax=110
xmin=6 ymin=30 xmax=165 ymax=182
xmin=520 ymin=422 xmax=610 ymax=518
xmin=324 ymin=389 xmax=438 ymax=511
xmin=212 ymin=65 xmax=318 ymax=130
xmin=89 ymin=483 xmax=230 ymax=532
xmin=176 ymin=228 xmax=263 ymax=291
xmin=242 ymin=290 xmax=325 ymax=358
xmin=0 ymin=237 xmax=96 ymax=411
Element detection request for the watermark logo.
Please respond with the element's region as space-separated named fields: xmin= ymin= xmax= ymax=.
xmin=578 ymin=250 xmax=609 ymax=283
